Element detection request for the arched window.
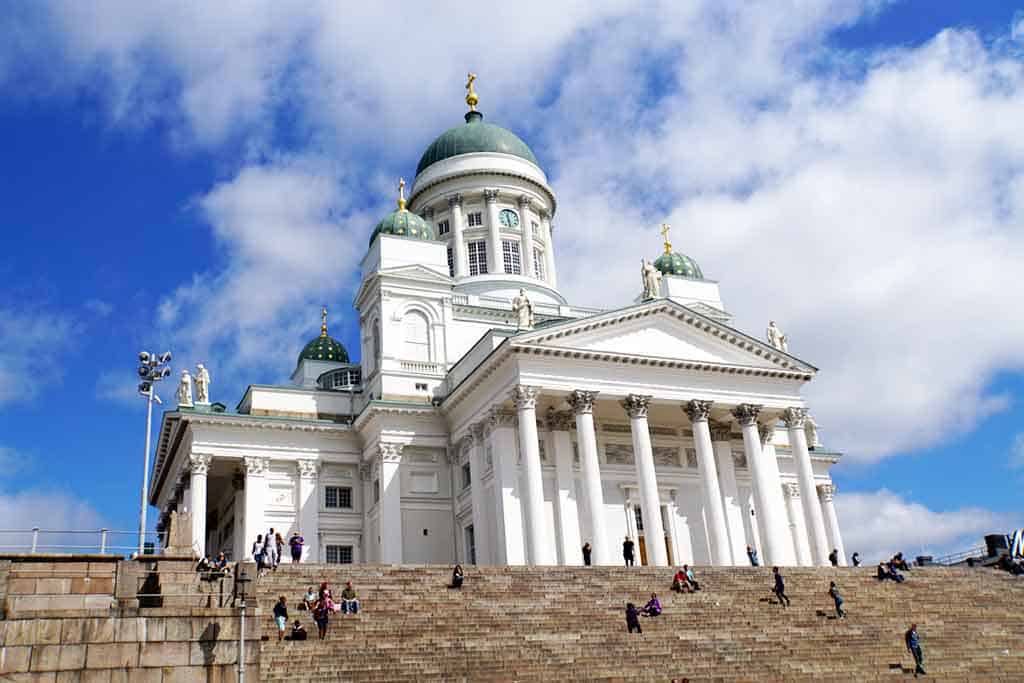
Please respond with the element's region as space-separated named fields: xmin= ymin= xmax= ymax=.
xmin=372 ymin=320 xmax=381 ymax=365
xmin=402 ymin=312 xmax=430 ymax=361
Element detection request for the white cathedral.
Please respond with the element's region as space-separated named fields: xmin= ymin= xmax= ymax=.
xmin=149 ymin=80 xmax=846 ymax=569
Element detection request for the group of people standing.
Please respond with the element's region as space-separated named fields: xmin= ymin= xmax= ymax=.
xmin=253 ymin=529 xmax=306 ymax=575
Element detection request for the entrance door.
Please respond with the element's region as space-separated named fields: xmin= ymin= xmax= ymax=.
xmin=465 ymin=525 xmax=476 ymax=565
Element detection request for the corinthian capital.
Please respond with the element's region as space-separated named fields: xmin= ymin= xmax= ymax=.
xmin=447 ymin=193 xmax=464 ymax=208
xmin=781 ymin=407 xmax=807 ymax=428
xmin=782 ymin=482 xmax=801 ymax=499
xmin=483 ymin=189 xmax=500 ymax=204
xmin=817 ymin=483 xmax=836 ymax=501
xmin=379 ymin=443 xmax=404 ymax=463
xmin=511 ymin=385 xmax=540 ymax=411
xmin=567 ymin=389 xmax=599 ymax=415
xmin=621 ymin=394 xmax=652 ymax=419
xmin=731 ymin=403 xmax=763 ymax=427
xmin=188 ymin=453 xmax=211 ymax=476
xmin=682 ymin=399 xmax=713 ymax=423
xmin=297 ymin=459 xmax=320 ymax=480
xmin=517 ymin=194 xmax=533 ymax=208
xmin=243 ymin=456 xmax=267 ymax=476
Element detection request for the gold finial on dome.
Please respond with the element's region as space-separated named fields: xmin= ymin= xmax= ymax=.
xmin=320 ymin=306 xmax=329 ymax=338
xmin=465 ymin=72 xmax=479 ymax=111
xmin=397 ymin=178 xmax=407 ymax=211
xmin=660 ymin=223 xmax=672 ymax=255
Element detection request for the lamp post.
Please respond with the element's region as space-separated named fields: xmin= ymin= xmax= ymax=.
xmin=137 ymin=350 xmax=172 ymax=555
xmin=236 ymin=569 xmax=251 ymax=683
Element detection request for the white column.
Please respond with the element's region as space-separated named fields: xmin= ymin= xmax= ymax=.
xmin=549 ymin=410 xmax=582 ymax=565
xmin=188 ymin=454 xmax=210 ymax=558
xmin=518 ymin=195 xmax=536 ymax=279
xmin=783 ymin=408 xmax=830 ymax=566
xmin=513 ymin=385 xmax=551 ymax=565
xmin=710 ymin=421 xmax=747 ymax=565
xmin=296 ymin=460 xmax=320 ymax=562
xmin=242 ymin=456 xmax=267 ymax=561
xmin=448 ymin=193 xmax=468 ymax=278
xmin=683 ymin=400 xmax=732 ymax=566
xmin=231 ymin=472 xmax=245 ymax=562
xmin=782 ymin=482 xmax=812 ymax=566
xmin=622 ymin=394 xmax=667 ymax=566
xmin=487 ymin=408 xmax=526 ymax=565
xmin=732 ymin=404 xmax=788 ymax=566
xmin=671 ymin=489 xmax=695 ymax=565
xmin=759 ymin=424 xmax=797 ymax=566
xmin=377 ymin=443 xmax=404 ymax=564
xmin=466 ymin=424 xmax=491 ymax=564
xmin=484 ymin=189 xmax=503 ymax=273
xmin=568 ymin=390 xmax=610 ymax=565
xmin=818 ymin=483 xmax=847 ymax=566
xmin=540 ymin=210 xmax=557 ymax=288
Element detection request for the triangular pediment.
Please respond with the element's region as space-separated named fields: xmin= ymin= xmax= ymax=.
xmin=513 ymin=299 xmax=815 ymax=374
xmin=379 ymin=263 xmax=452 ymax=283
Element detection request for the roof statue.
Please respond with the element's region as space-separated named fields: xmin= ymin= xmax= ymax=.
xmin=465 ymin=72 xmax=478 ymax=111
xmin=766 ymin=320 xmax=789 ymax=352
xmin=176 ymin=369 xmax=193 ymax=408
xmin=641 ymin=258 xmax=662 ymax=299
xmin=195 ymin=363 xmax=211 ymax=404
xmin=512 ymin=288 xmax=535 ymax=330
xmin=805 ymin=413 xmax=821 ymax=449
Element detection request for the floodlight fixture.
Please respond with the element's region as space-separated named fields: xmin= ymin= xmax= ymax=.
xmin=139 ymin=351 xmax=151 ymax=364
xmin=159 ymin=351 xmax=172 ymax=364
xmin=134 ymin=348 xmax=172 ymax=555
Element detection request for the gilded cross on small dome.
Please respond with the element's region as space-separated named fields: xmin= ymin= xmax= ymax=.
xmin=397 ymin=178 xmax=407 ymax=212
xmin=465 ymin=72 xmax=479 ymax=111
xmin=660 ymin=223 xmax=673 ymax=255
xmin=320 ymin=306 xmax=329 ymax=338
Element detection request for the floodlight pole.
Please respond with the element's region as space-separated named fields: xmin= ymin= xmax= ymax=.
xmin=138 ymin=381 xmax=156 ymax=555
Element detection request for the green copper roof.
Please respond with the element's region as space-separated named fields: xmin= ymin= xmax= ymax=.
xmin=298 ymin=334 xmax=349 ymax=364
xmin=654 ymin=251 xmax=704 ymax=279
xmin=416 ymin=111 xmax=539 ymax=176
xmin=369 ymin=208 xmax=435 ymax=245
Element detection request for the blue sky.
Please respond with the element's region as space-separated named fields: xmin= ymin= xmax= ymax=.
xmin=1 ymin=1 xmax=1022 ymax=561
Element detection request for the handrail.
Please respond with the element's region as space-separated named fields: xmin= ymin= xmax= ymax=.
xmin=933 ymin=545 xmax=987 ymax=566
xmin=0 ymin=528 xmax=164 ymax=557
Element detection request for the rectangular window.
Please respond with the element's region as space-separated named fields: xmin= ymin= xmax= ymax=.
xmin=373 ymin=478 xmax=380 ymax=503
xmin=467 ymin=212 xmax=483 ymax=227
xmin=324 ymin=486 xmax=352 ymax=509
xmin=502 ymin=240 xmax=522 ymax=275
xmin=468 ymin=240 xmax=488 ymax=275
xmin=532 ymin=220 xmax=539 ymax=234
xmin=437 ymin=219 xmax=450 ymax=235
xmin=461 ymin=462 xmax=472 ymax=489
xmin=446 ymin=247 xmax=454 ymax=277
xmin=533 ymin=248 xmax=545 ymax=279
xmin=415 ymin=382 xmax=428 ymax=391
xmin=325 ymin=545 xmax=353 ymax=564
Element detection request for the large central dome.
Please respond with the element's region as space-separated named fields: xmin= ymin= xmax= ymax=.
xmin=416 ymin=110 xmax=539 ymax=176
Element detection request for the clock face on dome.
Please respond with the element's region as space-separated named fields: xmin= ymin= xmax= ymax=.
xmin=498 ymin=209 xmax=520 ymax=228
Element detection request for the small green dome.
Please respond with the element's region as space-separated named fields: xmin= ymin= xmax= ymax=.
xmin=298 ymin=334 xmax=349 ymax=364
xmin=369 ymin=207 xmax=435 ymax=245
xmin=654 ymin=251 xmax=704 ymax=279
xmin=416 ymin=111 xmax=539 ymax=176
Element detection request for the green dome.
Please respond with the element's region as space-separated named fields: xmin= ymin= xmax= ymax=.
xmin=369 ymin=207 xmax=435 ymax=246
xmin=298 ymin=333 xmax=349 ymax=364
xmin=654 ymin=251 xmax=704 ymax=279
xmin=416 ymin=111 xmax=539 ymax=176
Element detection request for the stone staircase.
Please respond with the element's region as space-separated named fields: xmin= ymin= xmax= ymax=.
xmin=254 ymin=564 xmax=1024 ymax=682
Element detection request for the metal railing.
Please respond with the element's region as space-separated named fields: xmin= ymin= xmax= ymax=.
xmin=933 ymin=545 xmax=987 ymax=566
xmin=0 ymin=528 xmax=165 ymax=557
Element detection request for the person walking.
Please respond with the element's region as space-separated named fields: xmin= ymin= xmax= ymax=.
xmin=289 ymin=532 xmax=304 ymax=563
xmin=582 ymin=542 xmax=592 ymax=566
xmin=312 ymin=591 xmax=331 ymax=640
xmin=772 ymin=567 xmax=791 ymax=607
xmin=623 ymin=537 xmax=636 ymax=567
xmin=829 ymin=548 xmax=839 ymax=566
xmin=625 ymin=602 xmax=642 ymax=633
xmin=263 ymin=529 xmax=278 ymax=570
xmin=828 ymin=581 xmax=845 ymax=618
xmin=747 ymin=545 xmax=759 ymax=567
xmin=252 ymin=535 xmax=266 ymax=577
xmin=273 ymin=596 xmax=288 ymax=641
xmin=905 ymin=623 xmax=926 ymax=676
xmin=274 ymin=532 xmax=285 ymax=570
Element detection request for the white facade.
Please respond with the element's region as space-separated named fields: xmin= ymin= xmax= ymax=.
xmin=149 ymin=103 xmax=845 ymax=568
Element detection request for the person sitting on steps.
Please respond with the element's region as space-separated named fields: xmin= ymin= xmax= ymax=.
xmin=449 ymin=564 xmax=464 ymax=589
xmin=301 ymin=586 xmax=316 ymax=611
xmin=288 ymin=620 xmax=307 ymax=641
xmin=340 ymin=581 xmax=360 ymax=614
xmin=672 ymin=568 xmax=688 ymax=593
xmin=625 ymin=602 xmax=642 ymax=633
xmin=892 ymin=552 xmax=911 ymax=571
xmin=684 ymin=565 xmax=700 ymax=591
xmin=641 ymin=593 xmax=662 ymax=617
xmin=882 ymin=562 xmax=906 ymax=583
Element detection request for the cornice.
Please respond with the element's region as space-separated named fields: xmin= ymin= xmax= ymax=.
xmin=409 ymin=168 xmax=558 ymax=218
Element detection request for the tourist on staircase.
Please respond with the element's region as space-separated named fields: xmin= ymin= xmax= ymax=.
xmin=263 ymin=529 xmax=279 ymax=570
xmin=828 ymin=581 xmax=845 ymax=618
xmin=623 ymin=537 xmax=636 ymax=567
xmin=772 ymin=567 xmax=791 ymax=607
xmin=625 ymin=603 xmax=642 ymax=634
xmin=312 ymin=590 xmax=332 ymax=640
xmin=641 ymin=593 xmax=662 ymax=617
xmin=213 ymin=552 xmax=229 ymax=577
xmin=747 ymin=546 xmax=759 ymax=566
xmin=289 ymin=620 xmax=307 ymax=641
xmin=273 ymin=596 xmax=289 ymax=641
xmin=449 ymin=564 xmax=464 ymax=589
xmin=289 ymin=532 xmax=304 ymax=563
xmin=905 ymin=623 xmax=926 ymax=676
xmin=851 ymin=552 xmax=861 ymax=567
xmin=301 ymin=586 xmax=317 ymax=611
xmin=253 ymin=535 xmax=266 ymax=577
xmin=829 ymin=549 xmax=839 ymax=566
xmin=582 ymin=542 xmax=592 ymax=566
xmin=340 ymin=581 xmax=360 ymax=614
xmin=892 ymin=552 xmax=911 ymax=572
xmin=274 ymin=532 xmax=285 ymax=570
xmin=878 ymin=562 xmax=905 ymax=583
xmin=672 ymin=568 xmax=688 ymax=593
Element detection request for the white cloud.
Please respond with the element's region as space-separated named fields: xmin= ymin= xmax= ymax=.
xmin=0 ymin=488 xmax=109 ymax=553
xmin=1011 ymin=433 xmax=1024 ymax=469
xmin=84 ymin=299 xmax=114 ymax=317
xmin=6 ymin=1 xmax=1024 ymax=462
xmin=0 ymin=306 xmax=78 ymax=405
xmin=835 ymin=489 xmax=1013 ymax=564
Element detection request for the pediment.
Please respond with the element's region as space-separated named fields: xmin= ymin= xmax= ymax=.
xmin=379 ymin=264 xmax=452 ymax=284
xmin=514 ymin=300 xmax=815 ymax=374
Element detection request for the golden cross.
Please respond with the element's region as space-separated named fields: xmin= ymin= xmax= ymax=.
xmin=465 ymin=72 xmax=479 ymax=111
xmin=399 ymin=178 xmax=406 ymax=202
xmin=660 ymin=223 xmax=672 ymax=254
xmin=320 ymin=306 xmax=328 ymax=337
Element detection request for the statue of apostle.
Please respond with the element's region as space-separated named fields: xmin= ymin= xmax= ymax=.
xmin=195 ymin=363 xmax=211 ymax=404
xmin=804 ymin=413 xmax=821 ymax=450
xmin=767 ymin=320 xmax=789 ymax=351
xmin=641 ymin=259 xmax=662 ymax=299
xmin=176 ymin=369 xmax=193 ymax=408
xmin=512 ymin=289 xmax=535 ymax=330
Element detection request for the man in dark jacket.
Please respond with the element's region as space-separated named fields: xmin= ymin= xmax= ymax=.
xmin=625 ymin=602 xmax=642 ymax=633
xmin=772 ymin=567 xmax=791 ymax=607
xmin=905 ymin=623 xmax=925 ymax=676
xmin=623 ymin=537 xmax=635 ymax=567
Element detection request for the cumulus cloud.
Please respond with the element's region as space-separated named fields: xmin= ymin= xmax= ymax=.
xmin=835 ymin=489 xmax=1013 ymax=564
xmin=0 ymin=305 xmax=78 ymax=405
xmin=6 ymin=1 xmax=1024 ymax=462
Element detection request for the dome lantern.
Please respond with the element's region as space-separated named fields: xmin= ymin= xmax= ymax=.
xmin=652 ymin=223 xmax=704 ymax=280
xmin=297 ymin=306 xmax=350 ymax=365
xmin=368 ymin=178 xmax=435 ymax=245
